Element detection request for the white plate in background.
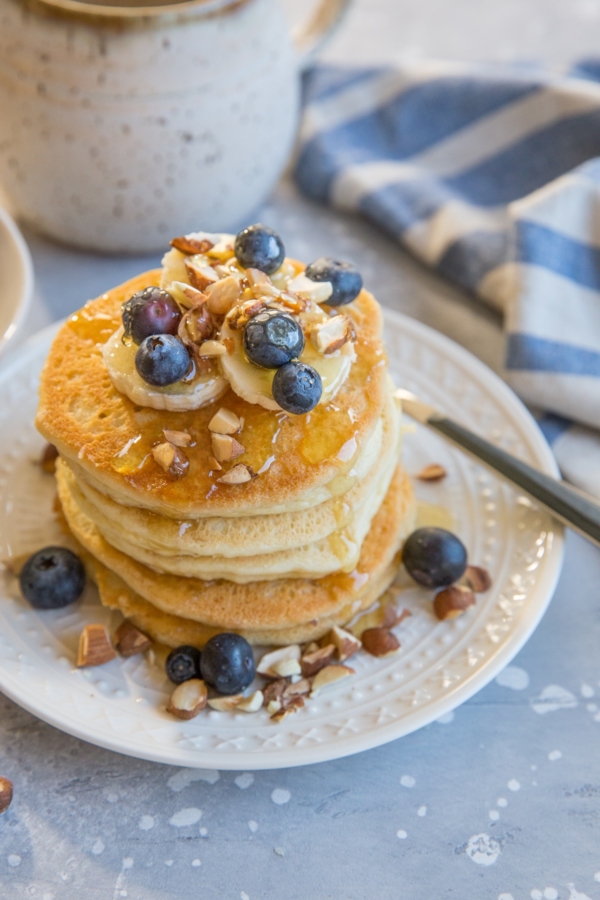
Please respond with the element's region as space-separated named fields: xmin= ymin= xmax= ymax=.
xmin=0 ymin=206 xmax=33 ymax=354
xmin=0 ymin=311 xmax=563 ymax=769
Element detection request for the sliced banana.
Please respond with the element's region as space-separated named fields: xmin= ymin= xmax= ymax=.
xmin=102 ymin=327 xmax=228 ymax=412
xmin=219 ymin=317 xmax=355 ymax=412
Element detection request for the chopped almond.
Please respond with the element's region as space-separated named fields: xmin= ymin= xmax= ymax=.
xmin=114 ymin=621 xmax=152 ymax=657
xmin=211 ymin=433 xmax=245 ymax=463
xmin=257 ymin=646 xmax=300 ymax=677
xmin=152 ymin=442 xmax=189 ymax=479
xmin=329 ymin=626 xmax=361 ymax=662
xmin=198 ymin=340 xmax=227 ymax=357
xmin=416 ymin=463 xmax=447 ymax=482
xmin=205 ymin=275 xmax=241 ymax=315
xmin=434 ymin=585 xmax=476 ymax=621
xmin=171 ymin=234 xmax=214 ymax=254
xmin=361 ymin=627 xmax=400 ymax=658
xmin=310 ymin=315 xmax=355 ymax=355
xmin=310 ymin=664 xmax=354 ymax=696
xmin=208 ymin=407 xmax=242 ymax=435
xmin=184 ymin=258 xmax=219 ymax=291
xmin=300 ymin=643 xmax=335 ymax=677
xmin=216 ymin=464 xmax=255 ymax=485
xmin=167 ymin=679 xmax=207 ymax=720
xmin=288 ymin=272 xmax=333 ymax=303
xmin=163 ymin=429 xmax=192 ymax=448
xmin=77 ymin=624 xmax=116 ymax=667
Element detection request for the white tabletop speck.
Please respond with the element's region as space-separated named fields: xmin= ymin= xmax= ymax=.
xmin=1 ymin=2 xmax=600 ymax=898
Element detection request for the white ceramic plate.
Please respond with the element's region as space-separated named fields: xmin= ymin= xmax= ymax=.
xmin=0 ymin=311 xmax=563 ymax=769
xmin=0 ymin=207 xmax=33 ymax=354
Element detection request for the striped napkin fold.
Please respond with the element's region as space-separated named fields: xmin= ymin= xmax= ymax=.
xmin=295 ymin=61 xmax=600 ymax=499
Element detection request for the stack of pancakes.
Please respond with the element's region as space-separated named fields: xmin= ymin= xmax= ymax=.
xmin=37 ymin=270 xmax=416 ymax=646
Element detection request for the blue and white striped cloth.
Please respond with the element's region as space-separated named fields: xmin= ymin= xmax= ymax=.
xmin=295 ymin=61 xmax=600 ymax=498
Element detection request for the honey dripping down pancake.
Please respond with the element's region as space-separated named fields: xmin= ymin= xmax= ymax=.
xmin=36 ymin=227 xmax=415 ymax=647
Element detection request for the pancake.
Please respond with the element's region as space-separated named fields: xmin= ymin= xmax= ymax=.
xmin=36 ymin=269 xmax=389 ymax=519
xmin=58 ymin=429 xmax=397 ymax=580
xmin=58 ymin=385 xmax=401 ymax=577
xmin=57 ymin=461 xmax=416 ymax=636
xmin=67 ymin=414 xmax=385 ymax=557
xmin=85 ymin=552 xmax=401 ymax=647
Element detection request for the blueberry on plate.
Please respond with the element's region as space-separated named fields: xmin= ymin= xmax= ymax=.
xmin=165 ymin=645 xmax=202 ymax=685
xmin=402 ymin=527 xmax=467 ymax=589
xmin=272 ymin=361 xmax=322 ymax=415
xmin=200 ymin=633 xmax=255 ymax=695
xmin=19 ymin=547 xmax=86 ymax=610
xmin=234 ymin=224 xmax=285 ymax=275
xmin=135 ymin=334 xmax=190 ymax=387
xmin=304 ymin=257 xmax=363 ymax=307
xmin=122 ymin=287 xmax=181 ymax=345
xmin=244 ymin=309 xmax=304 ymax=369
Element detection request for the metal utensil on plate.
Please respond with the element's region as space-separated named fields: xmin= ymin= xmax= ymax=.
xmin=396 ymin=389 xmax=600 ymax=548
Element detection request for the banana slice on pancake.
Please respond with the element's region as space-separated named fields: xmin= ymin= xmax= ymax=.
xmin=219 ymin=316 xmax=355 ymax=412
xmin=102 ymin=327 xmax=228 ymax=412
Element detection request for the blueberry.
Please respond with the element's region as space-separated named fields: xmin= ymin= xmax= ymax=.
xmin=402 ymin=527 xmax=467 ymax=589
xmin=135 ymin=334 xmax=190 ymax=387
xmin=304 ymin=257 xmax=363 ymax=306
xmin=234 ymin=224 xmax=285 ymax=274
xmin=244 ymin=309 xmax=304 ymax=369
xmin=200 ymin=633 xmax=255 ymax=695
xmin=272 ymin=361 xmax=322 ymax=415
xmin=19 ymin=547 xmax=86 ymax=610
xmin=122 ymin=287 xmax=181 ymax=345
xmin=165 ymin=645 xmax=202 ymax=685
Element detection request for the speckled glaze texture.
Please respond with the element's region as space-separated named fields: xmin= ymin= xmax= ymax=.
xmin=0 ymin=0 xmax=299 ymax=252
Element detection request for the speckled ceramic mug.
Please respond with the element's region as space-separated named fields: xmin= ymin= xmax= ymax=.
xmin=0 ymin=0 xmax=349 ymax=253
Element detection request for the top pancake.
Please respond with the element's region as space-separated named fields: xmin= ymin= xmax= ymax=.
xmin=36 ymin=268 xmax=389 ymax=518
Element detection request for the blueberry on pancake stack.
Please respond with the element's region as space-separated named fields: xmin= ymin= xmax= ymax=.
xmin=37 ymin=225 xmax=416 ymax=647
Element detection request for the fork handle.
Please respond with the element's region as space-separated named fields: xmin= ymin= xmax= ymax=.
xmin=429 ymin=415 xmax=600 ymax=547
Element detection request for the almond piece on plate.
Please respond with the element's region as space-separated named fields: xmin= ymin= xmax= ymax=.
xmin=168 ymin=679 xmax=208 ymax=720
xmin=271 ymin=658 xmax=301 ymax=678
xmin=163 ymin=429 xmax=192 ymax=448
xmin=416 ymin=463 xmax=447 ymax=482
xmin=300 ymin=643 xmax=335 ymax=677
xmin=217 ymin=464 xmax=255 ymax=485
xmin=114 ymin=621 xmax=152 ymax=658
xmin=211 ymin=433 xmax=245 ymax=463
xmin=207 ymin=694 xmax=244 ymax=711
xmin=40 ymin=442 xmax=59 ymax=474
xmin=77 ymin=624 xmax=116 ymax=667
xmin=152 ymin=442 xmax=189 ymax=480
xmin=434 ymin=585 xmax=476 ymax=621
xmin=310 ymin=664 xmax=354 ymax=697
xmin=329 ymin=626 xmax=361 ymax=662
xmin=263 ymin=679 xmax=287 ymax=705
xmin=205 ymin=275 xmax=241 ymax=315
xmin=0 ymin=777 xmax=13 ymax=815
xmin=271 ymin=696 xmax=304 ymax=722
xmin=236 ymin=690 xmax=264 ymax=713
xmin=208 ymin=407 xmax=242 ymax=435
xmin=361 ymin=627 xmax=400 ymax=658
xmin=283 ymin=678 xmax=310 ymax=698
xmin=208 ymin=456 xmax=222 ymax=471
xmin=257 ymin=645 xmax=301 ymax=678
xmin=460 ymin=565 xmax=492 ymax=593
xmin=171 ymin=234 xmax=214 ymax=255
